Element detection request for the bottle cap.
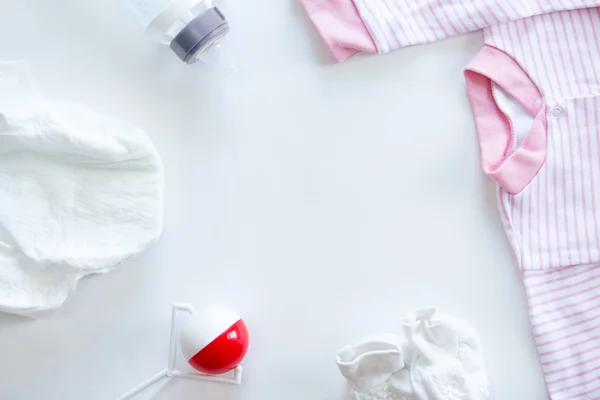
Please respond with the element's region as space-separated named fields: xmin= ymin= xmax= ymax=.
xmin=170 ymin=7 xmax=229 ymax=64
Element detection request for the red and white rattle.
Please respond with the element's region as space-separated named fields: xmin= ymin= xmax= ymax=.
xmin=180 ymin=305 xmax=249 ymax=375
xmin=117 ymin=303 xmax=249 ymax=399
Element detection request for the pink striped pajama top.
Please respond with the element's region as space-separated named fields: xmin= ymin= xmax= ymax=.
xmin=300 ymin=1 xmax=600 ymax=398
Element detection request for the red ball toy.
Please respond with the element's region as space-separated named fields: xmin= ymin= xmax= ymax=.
xmin=179 ymin=306 xmax=249 ymax=375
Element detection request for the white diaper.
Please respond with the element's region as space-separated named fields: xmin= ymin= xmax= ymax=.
xmin=0 ymin=62 xmax=163 ymax=316
xmin=336 ymin=308 xmax=490 ymax=400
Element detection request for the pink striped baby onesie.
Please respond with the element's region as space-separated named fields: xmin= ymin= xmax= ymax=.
xmin=300 ymin=1 xmax=600 ymax=399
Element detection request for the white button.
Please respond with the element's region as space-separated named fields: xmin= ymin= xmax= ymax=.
xmin=551 ymin=106 xmax=564 ymax=119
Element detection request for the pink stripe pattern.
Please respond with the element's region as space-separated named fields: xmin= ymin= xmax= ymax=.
xmin=350 ymin=0 xmax=600 ymax=52
xmin=485 ymin=10 xmax=600 ymax=272
xmin=525 ymin=266 xmax=600 ymax=399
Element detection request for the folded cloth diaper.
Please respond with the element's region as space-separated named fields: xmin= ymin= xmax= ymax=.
xmin=336 ymin=308 xmax=489 ymax=400
xmin=0 ymin=61 xmax=163 ymax=316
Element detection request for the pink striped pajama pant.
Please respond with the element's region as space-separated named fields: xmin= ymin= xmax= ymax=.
xmin=525 ymin=266 xmax=600 ymax=399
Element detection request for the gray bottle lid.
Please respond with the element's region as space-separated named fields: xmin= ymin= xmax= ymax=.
xmin=170 ymin=7 xmax=229 ymax=64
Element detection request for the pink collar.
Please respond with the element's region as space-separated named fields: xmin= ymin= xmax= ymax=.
xmin=465 ymin=45 xmax=547 ymax=195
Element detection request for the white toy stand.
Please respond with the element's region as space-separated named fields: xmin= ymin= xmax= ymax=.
xmin=116 ymin=303 xmax=243 ymax=400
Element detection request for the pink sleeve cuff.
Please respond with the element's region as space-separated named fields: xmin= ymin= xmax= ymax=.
xmin=300 ymin=0 xmax=377 ymax=62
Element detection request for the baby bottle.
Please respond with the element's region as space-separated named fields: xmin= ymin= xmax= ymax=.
xmin=127 ymin=0 xmax=230 ymax=64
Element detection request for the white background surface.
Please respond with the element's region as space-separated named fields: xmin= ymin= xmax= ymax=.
xmin=0 ymin=1 xmax=549 ymax=399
